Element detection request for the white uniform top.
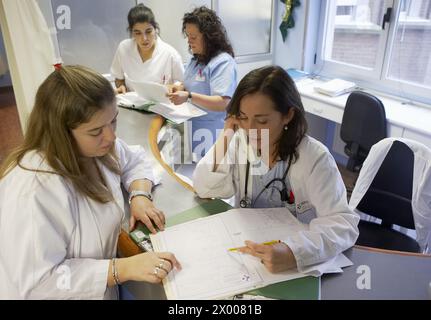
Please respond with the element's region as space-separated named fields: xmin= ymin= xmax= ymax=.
xmin=0 ymin=138 xmax=157 ymax=299
xmin=110 ymin=37 xmax=184 ymax=89
xmin=193 ymin=130 xmax=359 ymax=273
xmin=349 ymin=138 xmax=431 ymax=253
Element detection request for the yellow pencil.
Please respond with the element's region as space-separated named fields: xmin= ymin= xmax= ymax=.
xmin=228 ymin=240 xmax=280 ymax=252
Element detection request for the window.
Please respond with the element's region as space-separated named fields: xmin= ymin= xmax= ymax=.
xmin=316 ymin=0 xmax=431 ymax=104
xmin=387 ymin=0 xmax=431 ymax=87
xmin=216 ymin=0 xmax=273 ymax=57
xmin=50 ymin=0 xmax=136 ymax=74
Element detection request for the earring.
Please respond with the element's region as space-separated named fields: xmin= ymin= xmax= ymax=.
xmin=284 ymin=125 xmax=288 ymax=131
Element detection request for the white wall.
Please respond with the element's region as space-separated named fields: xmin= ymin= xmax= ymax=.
xmin=142 ymin=0 xmax=274 ymax=81
xmin=237 ymin=60 xmax=272 ymax=82
xmin=141 ymin=0 xmax=210 ymax=63
xmin=273 ymin=0 xmax=307 ymax=70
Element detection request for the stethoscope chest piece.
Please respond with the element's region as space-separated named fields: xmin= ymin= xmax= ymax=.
xmin=240 ymin=197 xmax=251 ymax=208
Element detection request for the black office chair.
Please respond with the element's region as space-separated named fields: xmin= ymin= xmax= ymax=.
xmin=354 ymin=140 xmax=421 ymax=253
xmin=340 ymin=91 xmax=387 ymax=172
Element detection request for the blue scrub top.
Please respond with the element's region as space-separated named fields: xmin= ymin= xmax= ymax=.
xmin=184 ymin=52 xmax=237 ymax=159
xmin=251 ymin=160 xmax=293 ymax=209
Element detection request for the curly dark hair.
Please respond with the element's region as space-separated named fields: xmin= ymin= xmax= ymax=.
xmin=182 ymin=6 xmax=234 ymax=65
xmin=227 ymin=66 xmax=308 ymax=163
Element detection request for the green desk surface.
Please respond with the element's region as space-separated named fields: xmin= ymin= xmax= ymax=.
xmin=130 ymin=199 xmax=320 ymax=300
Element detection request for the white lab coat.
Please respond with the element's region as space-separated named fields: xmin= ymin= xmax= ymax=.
xmin=0 ymin=138 xmax=157 ymax=299
xmin=193 ymin=130 xmax=359 ymax=272
xmin=349 ymin=138 xmax=431 ymax=253
xmin=110 ymin=37 xmax=184 ymax=89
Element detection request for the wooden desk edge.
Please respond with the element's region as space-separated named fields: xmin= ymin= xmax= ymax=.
xmin=354 ymin=245 xmax=431 ymax=257
xmin=148 ymin=115 xmax=195 ymax=192
xmin=119 ymin=115 xmax=196 ymax=257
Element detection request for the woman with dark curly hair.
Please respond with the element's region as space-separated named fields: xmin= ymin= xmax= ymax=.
xmin=168 ymin=6 xmax=237 ymax=161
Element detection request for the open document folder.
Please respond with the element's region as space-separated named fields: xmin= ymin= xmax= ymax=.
xmin=150 ymin=207 xmax=352 ymax=300
xmin=117 ymin=79 xmax=207 ymax=124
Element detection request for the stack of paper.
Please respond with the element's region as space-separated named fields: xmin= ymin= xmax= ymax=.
xmin=150 ymin=207 xmax=352 ymax=300
xmin=314 ymin=79 xmax=356 ymax=97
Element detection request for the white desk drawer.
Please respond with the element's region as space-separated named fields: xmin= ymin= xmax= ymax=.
xmin=301 ymin=96 xmax=344 ymax=124
xmin=387 ymin=123 xmax=404 ymax=137
xmin=402 ymin=129 xmax=431 ymax=149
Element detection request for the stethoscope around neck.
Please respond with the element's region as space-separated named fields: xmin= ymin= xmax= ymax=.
xmin=239 ymin=156 xmax=294 ymax=208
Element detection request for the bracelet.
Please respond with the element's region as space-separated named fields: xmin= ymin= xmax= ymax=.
xmin=128 ymin=190 xmax=153 ymax=204
xmin=112 ymin=258 xmax=121 ymax=285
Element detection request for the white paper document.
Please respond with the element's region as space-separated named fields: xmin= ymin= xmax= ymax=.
xmin=150 ymin=208 xmax=352 ymax=300
xmin=120 ymin=79 xmax=207 ymax=124
xmin=128 ymin=78 xmax=171 ymax=104
xmin=150 ymin=102 xmax=207 ymax=124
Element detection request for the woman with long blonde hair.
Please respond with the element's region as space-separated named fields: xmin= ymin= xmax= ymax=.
xmin=0 ymin=65 xmax=180 ymax=299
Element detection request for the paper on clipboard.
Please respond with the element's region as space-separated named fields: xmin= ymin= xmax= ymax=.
xmin=127 ymin=78 xmax=170 ymax=104
xmin=122 ymin=76 xmax=208 ymax=124
xmin=150 ymin=207 xmax=352 ymax=300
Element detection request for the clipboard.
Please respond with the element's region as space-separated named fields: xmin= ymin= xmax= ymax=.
xmin=129 ymin=200 xmax=320 ymax=300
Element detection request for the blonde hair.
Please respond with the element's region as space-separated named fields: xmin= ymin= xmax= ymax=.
xmin=0 ymin=65 xmax=120 ymax=203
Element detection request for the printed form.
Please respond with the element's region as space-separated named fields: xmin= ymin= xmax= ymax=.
xmin=151 ymin=208 xmax=325 ymax=300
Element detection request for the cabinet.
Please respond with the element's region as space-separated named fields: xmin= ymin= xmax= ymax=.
xmin=402 ymin=129 xmax=431 ymax=149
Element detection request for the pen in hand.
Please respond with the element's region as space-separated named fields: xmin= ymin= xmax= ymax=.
xmin=228 ymin=240 xmax=280 ymax=252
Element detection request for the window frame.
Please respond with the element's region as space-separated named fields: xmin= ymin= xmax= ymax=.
xmin=212 ymin=0 xmax=276 ymax=64
xmin=314 ymin=0 xmax=431 ymax=105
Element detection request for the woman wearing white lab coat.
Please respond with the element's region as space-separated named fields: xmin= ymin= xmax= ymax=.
xmin=111 ymin=4 xmax=184 ymax=94
xmin=349 ymin=137 xmax=431 ymax=253
xmin=0 ymin=65 xmax=180 ymax=299
xmin=193 ymin=66 xmax=359 ymax=274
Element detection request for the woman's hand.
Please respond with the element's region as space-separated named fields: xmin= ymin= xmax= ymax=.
xmin=116 ymin=85 xmax=127 ymax=95
xmin=166 ymin=82 xmax=184 ymax=94
xmin=167 ymin=91 xmax=188 ymax=105
xmin=224 ymin=115 xmax=241 ymax=133
xmin=238 ymin=241 xmax=297 ymax=273
xmin=123 ymin=251 xmax=182 ymax=284
xmin=129 ymin=196 xmax=165 ymax=234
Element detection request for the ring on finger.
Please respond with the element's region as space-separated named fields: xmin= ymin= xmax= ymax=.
xmin=153 ymin=267 xmax=160 ymax=276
